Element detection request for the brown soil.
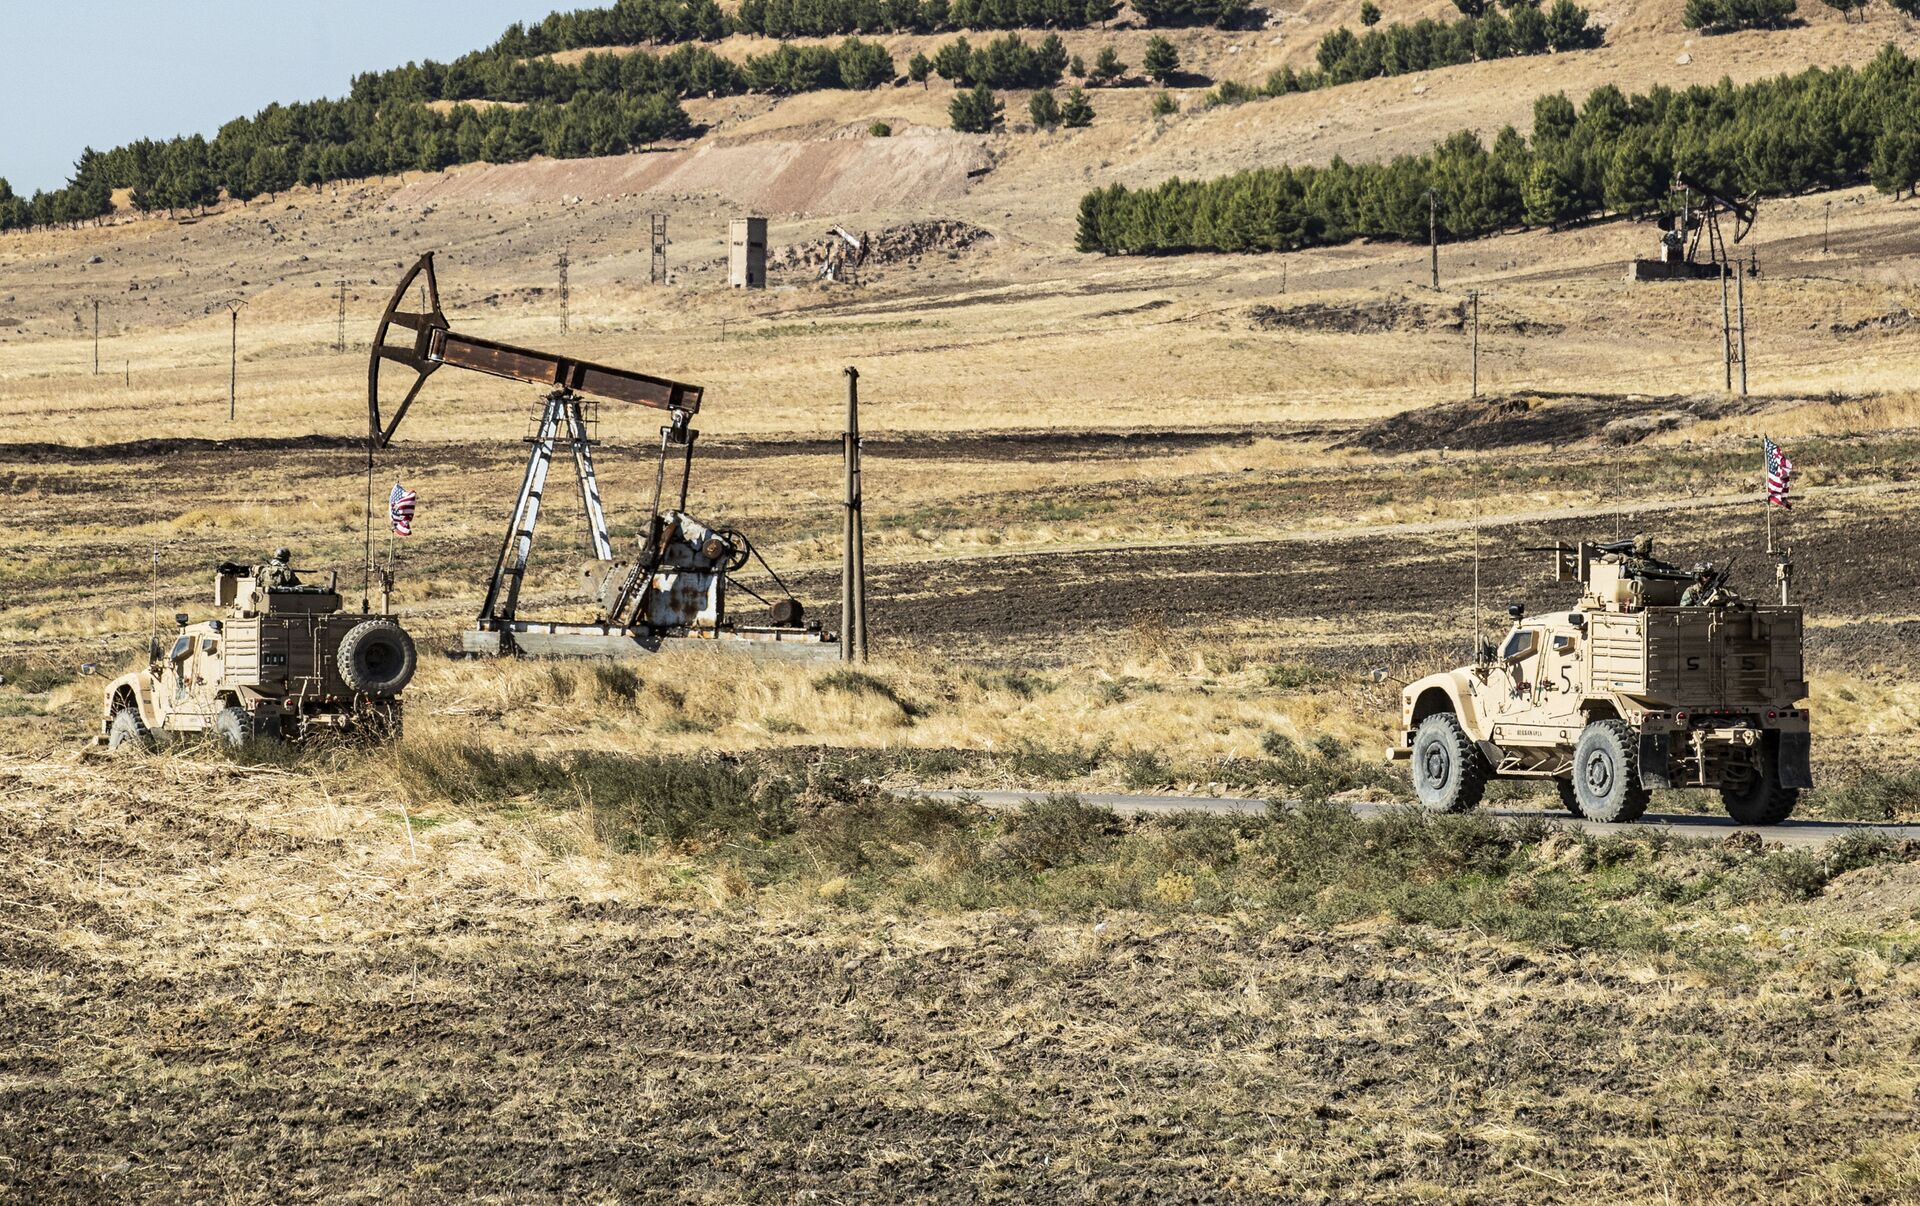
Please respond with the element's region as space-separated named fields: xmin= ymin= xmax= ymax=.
xmin=1249 ymin=296 xmax=1564 ymax=337
xmin=3 ymin=757 xmax=1915 ymax=1201
xmin=1816 ymin=863 xmax=1920 ymax=927
xmin=795 ymin=493 xmax=1920 ymax=669
xmin=1337 ymin=392 xmax=1783 ymax=454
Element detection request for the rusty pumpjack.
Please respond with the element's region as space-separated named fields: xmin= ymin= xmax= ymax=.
xmin=1630 ymin=175 xmax=1758 ymax=282
xmin=367 ymin=252 xmax=832 ymax=660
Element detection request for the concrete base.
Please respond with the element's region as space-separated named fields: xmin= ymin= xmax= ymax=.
xmin=1628 ymin=258 xmax=1726 ymax=282
xmin=457 ymin=621 xmax=841 ymax=664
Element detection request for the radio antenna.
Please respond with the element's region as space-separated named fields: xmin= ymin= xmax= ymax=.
xmin=1471 ymin=508 xmax=1482 ymax=661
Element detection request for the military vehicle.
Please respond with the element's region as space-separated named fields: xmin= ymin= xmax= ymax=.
xmin=103 ymin=559 xmax=416 ymax=751
xmin=1393 ymin=538 xmax=1811 ymax=824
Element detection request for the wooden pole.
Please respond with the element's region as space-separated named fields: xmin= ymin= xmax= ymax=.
xmin=844 ymin=366 xmax=867 ymax=662
xmin=92 ymin=300 xmax=100 ymax=375
xmin=1469 ymin=289 xmax=1480 ymax=398
xmin=1428 ymin=190 xmax=1439 ymax=290
xmin=1735 ymin=259 xmax=1749 ymax=397
xmin=842 ymin=370 xmax=855 ymax=662
xmin=1719 ymin=266 xmax=1732 ymax=392
xmin=229 ymin=305 xmax=238 ymax=421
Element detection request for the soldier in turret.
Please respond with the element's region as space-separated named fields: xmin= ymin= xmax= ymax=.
xmin=257 ymin=547 xmax=301 ymax=589
xmin=1680 ymin=563 xmax=1725 ymax=607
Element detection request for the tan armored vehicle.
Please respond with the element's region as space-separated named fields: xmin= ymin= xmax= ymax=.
xmin=103 ymin=557 xmax=416 ymax=750
xmin=1393 ymin=538 xmax=1811 ymax=824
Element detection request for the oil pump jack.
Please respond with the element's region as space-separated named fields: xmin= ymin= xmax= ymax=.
xmin=367 ymin=252 xmax=833 ymax=660
xmin=1629 ymin=175 xmax=1758 ymax=282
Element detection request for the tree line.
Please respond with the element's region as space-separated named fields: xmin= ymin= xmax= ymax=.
xmin=1304 ymin=0 xmax=1600 ymax=91
xmin=0 ymin=90 xmax=691 ymax=232
xmin=1076 ymin=46 xmax=1920 ymax=255
xmin=483 ymin=0 xmax=1235 ymax=52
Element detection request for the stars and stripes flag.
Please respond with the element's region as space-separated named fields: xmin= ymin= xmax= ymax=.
xmin=389 ymin=483 xmax=417 ymax=536
xmin=1763 ymin=436 xmax=1794 ymax=509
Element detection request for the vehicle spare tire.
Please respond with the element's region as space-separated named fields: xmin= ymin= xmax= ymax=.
xmin=337 ymin=620 xmax=417 ymax=697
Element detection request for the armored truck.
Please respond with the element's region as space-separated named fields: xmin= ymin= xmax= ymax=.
xmin=1393 ymin=538 xmax=1811 ymax=824
xmin=103 ymin=562 xmax=416 ymax=750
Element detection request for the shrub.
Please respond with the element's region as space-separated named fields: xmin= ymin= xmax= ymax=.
xmin=868 ymin=121 xmax=892 ymax=137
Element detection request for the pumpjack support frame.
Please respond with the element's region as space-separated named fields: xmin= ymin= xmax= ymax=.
xmin=366 ymin=252 xmax=829 ymax=661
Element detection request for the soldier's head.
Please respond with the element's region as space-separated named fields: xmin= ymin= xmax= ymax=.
xmin=1692 ymin=562 xmax=1712 ymax=583
xmin=273 ymin=547 xmax=292 ymax=564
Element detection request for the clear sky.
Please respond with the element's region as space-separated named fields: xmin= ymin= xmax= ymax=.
xmin=0 ymin=0 xmax=553 ymax=195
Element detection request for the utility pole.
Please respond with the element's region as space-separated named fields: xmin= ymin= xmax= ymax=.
xmin=650 ymin=214 xmax=668 ymax=285
xmin=1427 ymin=189 xmax=1439 ymax=289
xmin=556 ymin=248 xmax=570 ymax=333
xmin=1468 ymin=289 xmax=1481 ymax=398
xmin=1736 ymin=257 xmax=1749 ymax=397
xmin=225 ymin=300 xmax=244 ymax=421
xmin=1823 ymin=199 xmax=1831 ymax=254
xmin=842 ymin=367 xmax=867 ymax=663
xmin=334 ymin=279 xmax=349 ymax=352
xmin=91 ymin=299 xmax=100 ymax=375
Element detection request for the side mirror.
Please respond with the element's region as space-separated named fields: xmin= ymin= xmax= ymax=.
xmin=1568 ymin=612 xmax=1587 ymax=628
xmin=1507 ymin=602 xmax=1525 ymax=621
xmin=207 ymin=619 xmax=223 ymax=634
xmin=174 ymin=612 xmax=190 ymax=627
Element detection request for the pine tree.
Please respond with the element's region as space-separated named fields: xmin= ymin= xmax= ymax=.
xmin=1359 ymin=1 xmax=1381 ymax=24
xmin=1029 ymin=88 xmax=1062 ymax=128
xmin=932 ymin=37 xmax=975 ymax=85
xmin=1820 ymin=0 xmax=1866 ymax=20
xmin=1143 ymin=36 xmax=1179 ymax=83
xmin=1521 ymin=155 xmax=1577 ymax=227
xmin=909 ymin=52 xmax=932 ymax=88
xmin=949 ymin=83 xmax=1005 ymax=132
xmin=1062 ymin=87 xmax=1095 ymax=126
xmin=1091 ymin=45 xmax=1126 ymax=83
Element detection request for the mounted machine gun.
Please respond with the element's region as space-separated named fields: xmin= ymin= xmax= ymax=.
xmin=1630 ymin=176 xmax=1758 ymax=282
xmin=367 ymin=252 xmax=830 ymax=660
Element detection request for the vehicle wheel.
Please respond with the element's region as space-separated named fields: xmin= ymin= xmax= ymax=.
xmin=1573 ymin=720 xmax=1650 ymax=823
xmin=1720 ymin=757 xmax=1798 ymax=826
xmin=107 ymin=707 xmax=154 ymax=753
xmin=337 ymin=620 xmax=417 ymax=697
xmin=1555 ymin=777 xmax=1583 ymax=818
xmin=214 ymin=705 xmax=252 ymax=749
xmin=1410 ymin=713 xmax=1488 ymax=814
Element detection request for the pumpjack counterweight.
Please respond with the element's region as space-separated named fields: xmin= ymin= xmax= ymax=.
xmin=366 ymin=252 xmax=830 ymax=661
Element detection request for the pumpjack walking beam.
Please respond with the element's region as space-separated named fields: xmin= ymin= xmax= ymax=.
xmin=367 ymin=252 xmax=701 ymax=451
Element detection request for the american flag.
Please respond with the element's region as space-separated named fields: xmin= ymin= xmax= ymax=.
xmin=1763 ymin=436 xmax=1793 ymax=509
xmin=389 ymin=483 xmax=417 ymax=536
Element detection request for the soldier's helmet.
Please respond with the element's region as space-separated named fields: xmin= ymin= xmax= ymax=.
xmin=274 ymin=547 xmax=292 ymax=563
xmin=1692 ymin=562 xmax=1712 ymax=579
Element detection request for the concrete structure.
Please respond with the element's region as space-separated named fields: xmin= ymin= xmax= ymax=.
xmin=729 ymin=217 xmax=767 ymax=289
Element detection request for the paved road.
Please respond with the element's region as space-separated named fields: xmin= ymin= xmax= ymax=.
xmin=911 ymin=790 xmax=1920 ymax=850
